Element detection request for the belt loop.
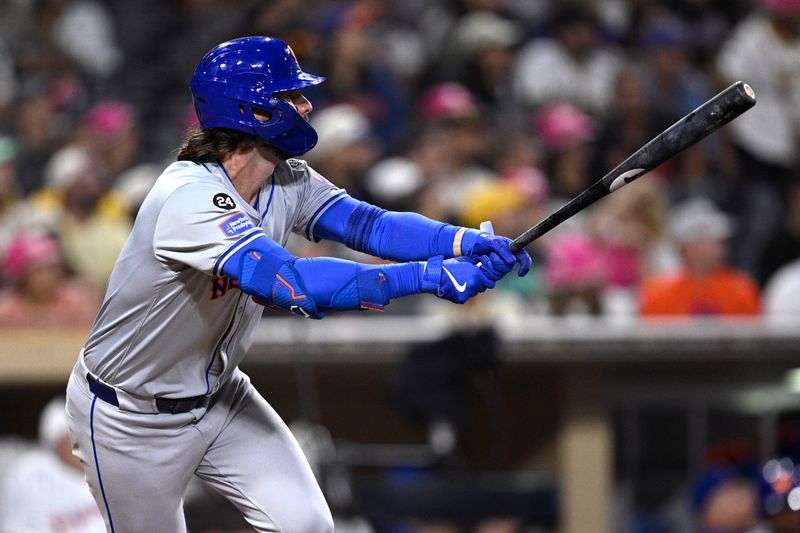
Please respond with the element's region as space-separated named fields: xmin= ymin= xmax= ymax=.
xmin=86 ymin=373 xmax=120 ymax=407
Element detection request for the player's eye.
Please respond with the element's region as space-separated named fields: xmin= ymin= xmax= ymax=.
xmin=275 ymin=90 xmax=301 ymax=102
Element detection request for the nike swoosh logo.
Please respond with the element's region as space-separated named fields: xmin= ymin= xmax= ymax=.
xmin=442 ymin=266 xmax=467 ymax=293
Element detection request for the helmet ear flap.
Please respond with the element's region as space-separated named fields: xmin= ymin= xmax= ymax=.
xmin=251 ymin=106 xmax=276 ymax=125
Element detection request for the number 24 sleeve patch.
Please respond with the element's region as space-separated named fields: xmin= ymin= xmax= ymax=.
xmin=213 ymin=193 xmax=236 ymax=210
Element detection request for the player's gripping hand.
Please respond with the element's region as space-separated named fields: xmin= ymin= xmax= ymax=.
xmin=478 ymin=251 xmax=515 ymax=281
xmin=420 ymin=255 xmax=505 ymax=304
xmin=461 ymin=223 xmax=531 ymax=277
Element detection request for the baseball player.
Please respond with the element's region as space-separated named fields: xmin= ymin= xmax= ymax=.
xmin=65 ymin=36 xmax=531 ymax=533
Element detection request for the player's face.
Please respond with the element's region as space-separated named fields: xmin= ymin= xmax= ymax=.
xmin=275 ymin=89 xmax=313 ymax=121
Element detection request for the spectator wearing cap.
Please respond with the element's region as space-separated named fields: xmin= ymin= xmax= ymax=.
xmin=418 ymin=83 xmax=490 ymax=175
xmin=440 ymin=10 xmax=523 ymax=109
xmin=407 ymin=83 xmax=497 ymax=224
xmin=535 ymin=102 xmax=597 ymax=216
xmin=305 ymin=103 xmax=380 ymax=200
xmin=363 ymin=156 xmax=426 ymax=213
xmin=691 ymin=467 xmax=766 ymax=533
xmin=40 ymin=100 xmax=153 ymax=218
xmin=27 ymin=144 xmax=132 ymax=295
xmin=0 ymin=396 xmax=105 ymax=532
xmin=637 ymin=11 xmax=711 ymax=127
xmin=77 ymin=100 xmax=139 ymax=180
xmin=639 ymin=197 xmax=760 ymax=316
xmin=0 ymin=230 xmax=97 ymax=327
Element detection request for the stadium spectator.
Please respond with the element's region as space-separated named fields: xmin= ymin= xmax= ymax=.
xmin=363 ymin=156 xmax=427 ymax=215
xmin=637 ymin=11 xmax=711 ymax=127
xmin=589 ymin=180 xmax=678 ymax=315
xmin=716 ymin=0 xmax=800 ymax=278
xmin=30 ymin=145 xmax=131 ymax=294
xmin=639 ymin=197 xmax=760 ymax=316
xmin=50 ymin=0 xmax=122 ymax=83
xmin=0 ymin=396 xmax=105 ymax=532
xmin=543 ymin=231 xmax=609 ymax=316
xmin=763 ymin=258 xmax=800 ymax=318
xmin=441 ymin=10 xmax=523 ymax=110
xmin=77 ymin=100 xmax=140 ymax=182
xmin=693 ymin=471 xmax=765 ymax=533
xmin=513 ymin=4 xmax=623 ymax=115
xmin=594 ymin=67 xmax=667 ymax=177
xmin=412 ymin=83 xmax=497 ymax=224
xmin=535 ymin=101 xmax=596 ymax=205
xmin=13 ymin=84 xmax=65 ymax=196
xmin=0 ymin=230 xmax=97 ymax=327
xmin=306 ymin=103 xmax=380 ymax=199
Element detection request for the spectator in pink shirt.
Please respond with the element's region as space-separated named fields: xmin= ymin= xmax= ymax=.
xmin=0 ymin=230 xmax=97 ymax=327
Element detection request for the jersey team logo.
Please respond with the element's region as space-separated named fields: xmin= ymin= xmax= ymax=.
xmin=218 ymin=212 xmax=254 ymax=237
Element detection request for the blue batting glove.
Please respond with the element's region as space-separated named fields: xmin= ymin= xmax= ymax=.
xmin=461 ymin=226 xmax=532 ymax=277
xmin=479 ymin=251 xmax=514 ymax=282
xmin=420 ymin=255 xmax=495 ymax=304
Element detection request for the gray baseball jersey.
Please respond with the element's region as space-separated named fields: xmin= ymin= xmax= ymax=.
xmin=82 ymin=158 xmax=344 ymax=399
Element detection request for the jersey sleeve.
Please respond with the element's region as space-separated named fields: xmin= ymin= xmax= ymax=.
xmin=153 ymin=183 xmax=264 ymax=276
xmin=288 ymin=161 xmax=348 ymax=242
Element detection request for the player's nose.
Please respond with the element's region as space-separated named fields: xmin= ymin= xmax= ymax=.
xmin=297 ymin=95 xmax=312 ymax=118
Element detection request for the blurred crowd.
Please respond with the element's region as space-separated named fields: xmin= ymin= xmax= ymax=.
xmin=1 ymin=0 xmax=800 ymax=326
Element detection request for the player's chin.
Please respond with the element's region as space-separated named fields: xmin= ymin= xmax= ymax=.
xmin=258 ymin=139 xmax=294 ymax=161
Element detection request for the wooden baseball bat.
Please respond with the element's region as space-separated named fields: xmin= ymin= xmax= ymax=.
xmin=509 ymin=81 xmax=756 ymax=252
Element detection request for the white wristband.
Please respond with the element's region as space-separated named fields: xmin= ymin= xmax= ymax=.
xmin=453 ymin=228 xmax=467 ymax=257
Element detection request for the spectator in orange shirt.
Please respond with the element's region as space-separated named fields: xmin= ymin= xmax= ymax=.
xmin=639 ymin=197 xmax=760 ymax=316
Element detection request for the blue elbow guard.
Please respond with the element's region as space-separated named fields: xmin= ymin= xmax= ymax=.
xmin=238 ymin=251 xmax=323 ymax=319
xmin=295 ymin=258 xmax=390 ymax=312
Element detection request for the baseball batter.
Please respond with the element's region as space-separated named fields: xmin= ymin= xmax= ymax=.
xmin=64 ymin=36 xmax=530 ymax=533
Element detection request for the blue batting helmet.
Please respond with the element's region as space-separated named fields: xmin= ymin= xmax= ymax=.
xmin=190 ymin=36 xmax=325 ymax=156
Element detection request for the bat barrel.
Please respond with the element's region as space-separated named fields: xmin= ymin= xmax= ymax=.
xmin=508 ymin=81 xmax=755 ymax=252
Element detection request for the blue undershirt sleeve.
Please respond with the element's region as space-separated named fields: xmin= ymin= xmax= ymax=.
xmin=314 ymin=196 xmax=468 ymax=261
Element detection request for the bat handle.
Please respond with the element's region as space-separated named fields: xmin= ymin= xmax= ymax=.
xmin=509 ymin=221 xmax=549 ymax=253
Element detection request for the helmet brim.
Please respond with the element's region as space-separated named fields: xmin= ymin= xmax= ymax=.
xmin=269 ymin=71 xmax=326 ymax=93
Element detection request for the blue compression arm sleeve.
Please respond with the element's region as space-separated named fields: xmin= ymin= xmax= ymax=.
xmin=220 ymin=233 xmax=422 ymax=313
xmin=314 ymin=196 xmax=475 ymax=261
xmin=294 ymin=258 xmax=422 ymax=310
